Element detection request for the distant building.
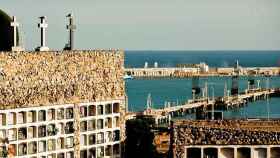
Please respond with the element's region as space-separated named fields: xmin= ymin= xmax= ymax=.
xmin=199 ymin=62 xmax=209 ymax=73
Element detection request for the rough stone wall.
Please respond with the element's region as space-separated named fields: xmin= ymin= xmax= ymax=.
xmin=173 ymin=120 xmax=280 ymax=158
xmin=0 ymin=50 xmax=125 ymax=109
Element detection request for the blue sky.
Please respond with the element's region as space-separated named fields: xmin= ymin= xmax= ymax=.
xmin=1 ymin=0 xmax=280 ymax=50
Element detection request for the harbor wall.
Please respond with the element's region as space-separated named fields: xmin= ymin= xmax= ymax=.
xmin=125 ymin=67 xmax=280 ymax=78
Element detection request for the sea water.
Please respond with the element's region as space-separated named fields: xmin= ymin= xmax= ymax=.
xmin=125 ymin=50 xmax=280 ymax=119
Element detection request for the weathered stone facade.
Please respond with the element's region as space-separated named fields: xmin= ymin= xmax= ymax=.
xmin=174 ymin=120 xmax=280 ymax=158
xmin=0 ymin=50 xmax=125 ymax=158
xmin=0 ymin=50 xmax=125 ymax=109
xmin=73 ymin=103 xmax=81 ymax=158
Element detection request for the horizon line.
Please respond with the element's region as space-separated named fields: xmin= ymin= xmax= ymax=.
xmin=124 ymin=49 xmax=280 ymax=52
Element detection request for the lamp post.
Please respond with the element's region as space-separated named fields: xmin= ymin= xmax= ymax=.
xmin=211 ymin=85 xmax=215 ymax=120
xmin=192 ymin=89 xmax=195 ymax=102
xmin=266 ymin=77 xmax=270 ymax=120
xmin=257 ymin=80 xmax=260 ymax=90
xmin=208 ymin=82 xmax=216 ymax=120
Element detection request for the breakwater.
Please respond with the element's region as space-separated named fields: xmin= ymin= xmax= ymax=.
xmin=125 ymin=67 xmax=280 ymax=78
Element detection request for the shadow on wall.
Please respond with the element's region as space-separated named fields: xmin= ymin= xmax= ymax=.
xmin=0 ymin=9 xmax=19 ymax=51
xmin=124 ymin=116 xmax=171 ymax=158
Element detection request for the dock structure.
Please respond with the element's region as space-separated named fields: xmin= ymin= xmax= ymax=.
xmin=125 ymin=66 xmax=280 ymax=78
xmin=125 ymin=67 xmax=200 ymax=78
xmin=128 ymin=88 xmax=280 ymax=125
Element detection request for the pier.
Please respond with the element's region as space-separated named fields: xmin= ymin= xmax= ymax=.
xmin=127 ymin=88 xmax=280 ymax=125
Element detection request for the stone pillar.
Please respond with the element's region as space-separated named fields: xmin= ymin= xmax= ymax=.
xmin=168 ymin=114 xmax=171 ymax=126
xmin=201 ymin=147 xmax=204 ymax=158
xmin=120 ymin=98 xmax=127 ymax=143
xmin=218 ymin=147 xmax=222 ymax=158
xmin=267 ymin=147 xmax=271 ymax=158
xmin=155 ymin=116 xmax=158 ymax=125
xmin=234 ymin=148 xmax=237 ymax=158
xmin=73 ymin=103 xmax=80 ymax=158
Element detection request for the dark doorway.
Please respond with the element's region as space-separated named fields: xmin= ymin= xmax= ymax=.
xmin=204 ymin=148 xmax=218 ymax=158
xmin=187 ymin=148 xmax=201 ymax=158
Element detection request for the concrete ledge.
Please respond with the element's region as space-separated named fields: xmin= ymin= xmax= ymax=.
xmin=185 ymin=145 xmax=280 ymax=158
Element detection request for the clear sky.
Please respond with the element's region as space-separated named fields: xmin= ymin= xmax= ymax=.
xmin=1 ymin=0 xmax=280 ymax=50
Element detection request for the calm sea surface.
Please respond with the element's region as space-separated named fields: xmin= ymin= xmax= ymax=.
xmin=125 ymin=51 xmax=280 ymax=119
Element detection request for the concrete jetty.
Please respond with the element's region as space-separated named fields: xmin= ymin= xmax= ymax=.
xmin=125 ymin=67 xmax=200 ymax=78
xmin=126 ymin=88 xmax=280 ymax=125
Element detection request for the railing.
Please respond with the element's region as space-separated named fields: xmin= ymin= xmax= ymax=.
xmin=140 ymin=88 xmax=279 ymax=118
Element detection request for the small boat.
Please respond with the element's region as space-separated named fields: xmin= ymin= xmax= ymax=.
xmin=123 ymin=74 xmax=133 ymax=80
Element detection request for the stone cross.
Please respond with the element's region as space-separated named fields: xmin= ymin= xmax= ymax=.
xmin=38 ymin=16 xmax=48 ymax=47
xmin=10 ymin=16 xmax=24 ymax=51
xmin=10 ymin=16 xmax=19 ymax=47
xmin=66 ymin=13 xmax=76 ymax=50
